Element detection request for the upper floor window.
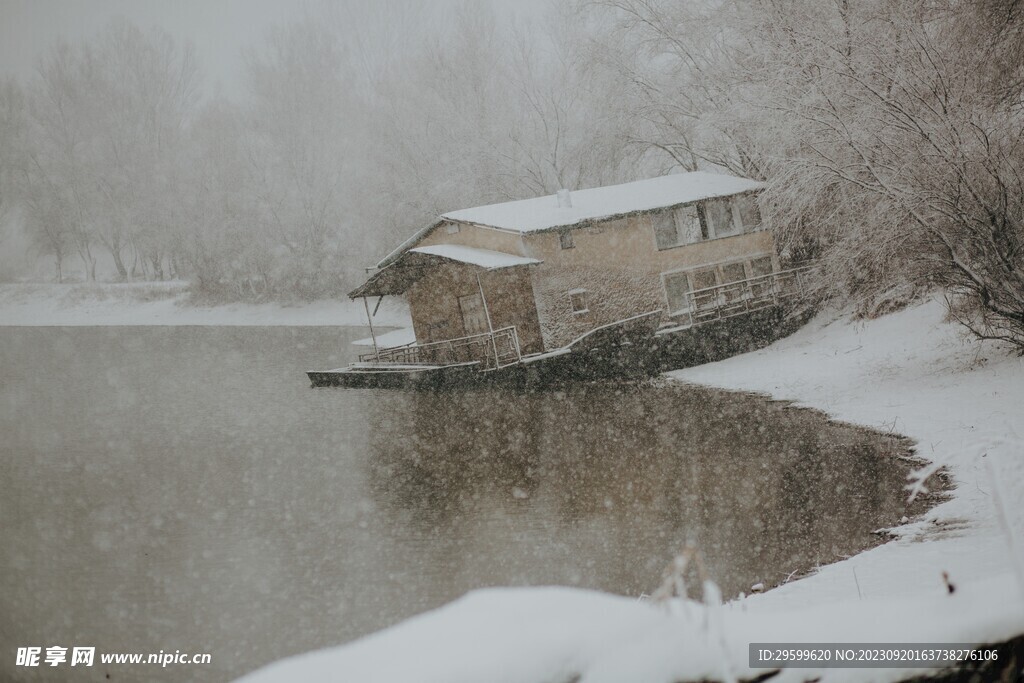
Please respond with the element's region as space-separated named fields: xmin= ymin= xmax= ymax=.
xmin=559 ymin=230 xmax=575 ymax=249
xmin=733 ymin=194 xmax=762 ymax=231
xmin=654 ymin=193 xmax=762 ymax=248
xmin=445 ymin=222 xmax=461 ymax=234
xmin=705 ymin=198 xmax=742 ymax=238
xmin=653 ymin=205 xmax=704 ymax=250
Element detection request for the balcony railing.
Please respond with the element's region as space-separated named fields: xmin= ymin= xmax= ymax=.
xmin=358 ymin=326 xmax=522 ymax=370
xmin=674 ymin=265 xmax=815 ymax=328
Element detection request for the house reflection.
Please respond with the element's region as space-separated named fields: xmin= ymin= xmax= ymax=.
xmin=363 ymin=382 xmax=918 ymax=598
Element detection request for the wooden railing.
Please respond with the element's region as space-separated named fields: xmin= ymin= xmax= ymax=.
xmin=677 ymin=265 xmax=815 ymax=327
xmin=358 ymin=326 xmax=522 ymax=370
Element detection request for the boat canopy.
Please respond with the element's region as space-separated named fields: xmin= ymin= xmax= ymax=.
xmin=349 ymin=245 xmax=541 ymax=298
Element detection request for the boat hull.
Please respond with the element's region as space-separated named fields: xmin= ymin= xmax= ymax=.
xmin=307 ymin=363 xmax=481 ymax=389
xmin=307 ymin=307 xmax=810 ymax=390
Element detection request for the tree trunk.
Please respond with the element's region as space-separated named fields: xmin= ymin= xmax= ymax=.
xmin=79 ymin=249 xmax=97 ymax=282
xmin=149 ymin=252 xmax=164 ymax=281
xmin=128 ymin=238 xmax=139 ymax=281
xmin=111 ymin=245 xmax=128 ymax=281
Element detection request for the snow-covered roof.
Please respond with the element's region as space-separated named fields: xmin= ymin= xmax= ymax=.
xmin=408 ymin=244 xmax=540 ymax=269
xmin=441 ymin=172 xmax=765 ymax=234
xmin=373 ymin=171 xmax=764 ymax=269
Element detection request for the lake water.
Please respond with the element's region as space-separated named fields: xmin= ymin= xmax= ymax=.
xmin=1 ymin=326 xmax=924 ymax=682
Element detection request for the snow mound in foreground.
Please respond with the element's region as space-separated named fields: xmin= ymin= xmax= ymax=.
xmin=237 ymin=578 xmax=1022 ymax=683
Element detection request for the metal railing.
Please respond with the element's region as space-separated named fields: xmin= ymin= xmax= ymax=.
xmin=358 ymin=326 xmax=522 ymax=370
xmin=674 ymin=265 xmax=815 ymax=327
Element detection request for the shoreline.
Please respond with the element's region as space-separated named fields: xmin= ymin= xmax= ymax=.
xmin=238 ymin=298 xmax=1024 ymax=682
xmin=0 ymin=283 xmax=411 ymax=327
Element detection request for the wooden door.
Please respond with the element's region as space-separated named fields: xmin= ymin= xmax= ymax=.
xmin=458 ymin=293 xmax=488 ymax=335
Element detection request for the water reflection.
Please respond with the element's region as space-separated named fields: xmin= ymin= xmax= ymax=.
xmin=0 ymin=327 xmax=924 ymax=683
xmin=363 ymin=383 xmax=914 ymax=600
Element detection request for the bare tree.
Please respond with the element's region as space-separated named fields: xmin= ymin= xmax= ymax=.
xmin=580 ymin=0 xmax=1024 ymax=350
xmin=239 ymin=15 xmax=364 ymax=299
xmin=742 ymin=0 xmax=1024 ymax=347
xmin=178 ymin=97 xmax=259 ymax=296
xmin=0 ymin=79 xmax=24 ymax=232
xmin=21 ymin=43 xmax=102 ymax=280
xmin=83 ymin=20 xmax=200 ymax=281
xmin=577 ymin=0 xmax=761 ymax=177
xmin=2 ymin=78 xmax=71 ymax=282
xmin=16 ymin=21 xmax=199 ymax=282
xmin=365 ymin=2 xmax=639 ymax=247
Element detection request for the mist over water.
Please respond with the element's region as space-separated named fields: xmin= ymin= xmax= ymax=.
xmin=1 ymin=326 xmax=921 ymax=682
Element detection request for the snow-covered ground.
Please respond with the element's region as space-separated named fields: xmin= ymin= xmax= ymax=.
xmin=237 ymin=299 xmax=1024 ymax=683
xmin=0 ymin=283 xmax=411 ymax=327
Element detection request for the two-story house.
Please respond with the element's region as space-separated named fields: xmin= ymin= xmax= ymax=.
xmin=350 ymin=171 xmax=787 ymax=364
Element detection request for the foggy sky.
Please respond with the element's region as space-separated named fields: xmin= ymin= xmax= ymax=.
xmin=0 ymin=0 xmax=309 ymax=94
xmin=0 ymin=0 xmax=551 ymax=96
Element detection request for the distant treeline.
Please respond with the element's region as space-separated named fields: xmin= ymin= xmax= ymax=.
xmin=0 ymin=1 xmax=1020 ymax=347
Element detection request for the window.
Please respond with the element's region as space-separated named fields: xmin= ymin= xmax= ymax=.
xmin=445 ymin=222 xmax=461 ymax=234
xmin=652 ymin=211 xmax=676 ymax=249
xmin=664 ymin=268 xmax=722 ymax=315
xmin=677 ymin=206 xmax=703 ymax=243
xmin=734 ymin=195 xmax=762 ymax=232
xmin=690 ymin=269 xmax=718 ymax=291
xmin=720 ymin=262 xmax=747 ymax=283
xmin=748 ymin=256 xmax=775 ymax=301
xmin=663 ymin=272 xmax=691 ymax=314
xmin=720 ymin=261 xmax=748 ymax=305
xmin=559 ymin=230 xmax=574 ymax=249
xmin=749 ymin=255 xmax=774 ymax=277
xmin=568 ymin=289 xmax=588 ymax=314
xmin=705 ymin=198 xmax=741 ymax=238
xmin=689 ymin=268 xmax=720 ymax=316
xmin=653 ymin=205 xmax=703 ymax=250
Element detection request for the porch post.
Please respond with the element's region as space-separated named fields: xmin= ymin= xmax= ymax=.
xmin=362 ymin=296 xmax=380 ymax=362
xmin=476 ymin=272 xmax=500 ymax=367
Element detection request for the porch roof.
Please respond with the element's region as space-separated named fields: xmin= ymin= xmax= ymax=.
xmin=409 ymin=244 xmax=540 ymax=269
xmin=349 ymin=245 xmax=540 ymax=299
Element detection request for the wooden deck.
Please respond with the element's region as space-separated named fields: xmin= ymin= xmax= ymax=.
xmin=357 ymin=326 xmax=522 ymax=370
xmin=309 ymin=312 xmax=663 ymax=388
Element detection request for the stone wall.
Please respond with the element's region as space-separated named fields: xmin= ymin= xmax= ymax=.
xmin=407 ymin=261 xmax=544 ymax=355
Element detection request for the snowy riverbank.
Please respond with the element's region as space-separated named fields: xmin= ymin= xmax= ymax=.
xmin=237 ymin=298 xmax=1024 ymax=683
xmin=0 ymin=283 xmax=411 ymax=327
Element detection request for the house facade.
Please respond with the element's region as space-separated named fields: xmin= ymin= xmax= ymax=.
xmin=352 ymin=171 xmax=780 ymax=356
